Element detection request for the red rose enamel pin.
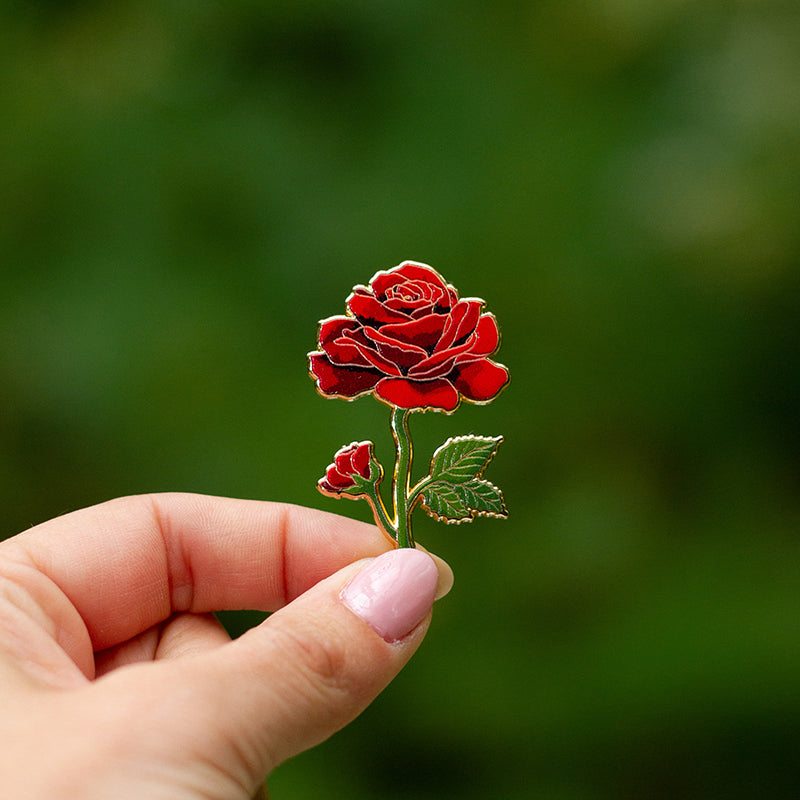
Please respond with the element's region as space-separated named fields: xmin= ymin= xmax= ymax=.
xmin=309 ymin=260 xmax=509 ymax=548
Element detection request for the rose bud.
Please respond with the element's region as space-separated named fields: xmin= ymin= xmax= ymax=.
xmin=318 ymin=441 xmax=378 ymax=495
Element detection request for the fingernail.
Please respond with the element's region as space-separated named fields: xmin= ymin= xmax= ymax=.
xmin=425 ymin=551 xmax=454 ymax=600
xmin=340 ymin=549 xmax=439 ymax=642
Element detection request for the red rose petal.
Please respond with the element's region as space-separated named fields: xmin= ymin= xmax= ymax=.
xmin=377 ymin=314 xmax=448 ymax=352
xmin=383 ymin=284 xmax=441 ymax=318
xmin=412 ymin=314 xmax=498 ymax=377
xmin=341 ymin=331 xmax=404 ymax=376
xmin=347 ymin=290 xmax=410 ymax=325
xmin=335 ymin=448 xmax=355 ymax=475
xmin=352 ymin=442 xmax=372 ymax=477
xmin=436 ymin=299 xmax=483 ymax=352
xmin=407 ymin=350 xmax=459 ymax=379
xmin=326 ymin=465 xmax=355 ymax=489
xmin=319 ymin=317 xmax=371 ymax=367
xmin=324 ymin=337 xmax=372 ymax=367
xmin=318 ymin=316 xmax=359 ymax=343
xmin=392 ymin=262 xmax=451 ymax=292
xmin=470 ymin=313 xmax=500 ymax=357
xmin=370 ymin=261 xmax=452 ymax=300
xmin=385 ymin=295 xmax=434 ymax=315
xmin=375 ymin=377 xmax=460 ymax=411
xmin=450 ymin=359 xmax=509 ymax=403
xmin=387 ymin=280 xmax=428 ymax=301
xmin=408 ymin=324 xmax=482 ymax=378
xmin=370 ymin=338 xmax=428 ymax=372
xmin=309 ymin=352 xmax=381 ymax=397
xmin=319 ymin=317 xmax=370 ymax=367
xmin=369 ymin=270 xmax=411 ymax=298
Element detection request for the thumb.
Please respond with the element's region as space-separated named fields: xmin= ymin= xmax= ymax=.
xmin=202 ymin=548 xmax=450 ymax=786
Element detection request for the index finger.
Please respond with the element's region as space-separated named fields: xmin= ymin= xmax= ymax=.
xmin=2 ymin=493 xmax=391 ymax=652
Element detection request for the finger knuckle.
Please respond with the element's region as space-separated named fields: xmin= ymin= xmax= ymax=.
xmin=268 ymin=615 xmax=351 ymax=701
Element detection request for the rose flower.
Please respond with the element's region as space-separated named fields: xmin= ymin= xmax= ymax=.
xmin=309 ymin=261 xmax=509 ymax=412
xmin=318 ymin=441 xmax=376 ymax=495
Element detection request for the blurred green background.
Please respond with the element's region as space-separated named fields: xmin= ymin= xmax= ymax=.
xmin=2 ymin=1 xmax=800 ymax=797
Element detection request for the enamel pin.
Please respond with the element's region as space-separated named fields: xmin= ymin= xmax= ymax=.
xmin=308 ymin=260 xmax=509 ymax=548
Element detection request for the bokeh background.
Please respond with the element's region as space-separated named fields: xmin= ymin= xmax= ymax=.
xmin=3 ymin=1 xmax=800 ymax=797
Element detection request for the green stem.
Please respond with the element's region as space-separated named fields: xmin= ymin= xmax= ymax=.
xmin=406 ymin=475 xmax=430 ymax=511
xmin=364 ymin=485 xmax=395 ymax=542
xmin=391 ymin=407 xmax=415 ymax=548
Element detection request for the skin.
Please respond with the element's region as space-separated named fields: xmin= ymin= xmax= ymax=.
xmin=0 ymin=493 xmax=453 ymax=800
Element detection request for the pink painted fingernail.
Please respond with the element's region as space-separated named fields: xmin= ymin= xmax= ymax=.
xmin=340 ymin=549 xmax=439 ymax=642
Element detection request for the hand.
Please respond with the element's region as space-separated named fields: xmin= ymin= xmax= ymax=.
xmin=0 ymin=493 xmax=453 ymax=799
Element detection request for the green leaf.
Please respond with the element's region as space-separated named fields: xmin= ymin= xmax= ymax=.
xmin=421 ymin=478 xmax=508 ymax=524
xmin=421 ymin=483 xmax=471 ymax=522
xmin=428 ymin=435 xmax=503 ymax=484
xmin=342 ymin=472 xmax=378 ymax=496
xmin=459 ymin=479 xmax=508 ymax=518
